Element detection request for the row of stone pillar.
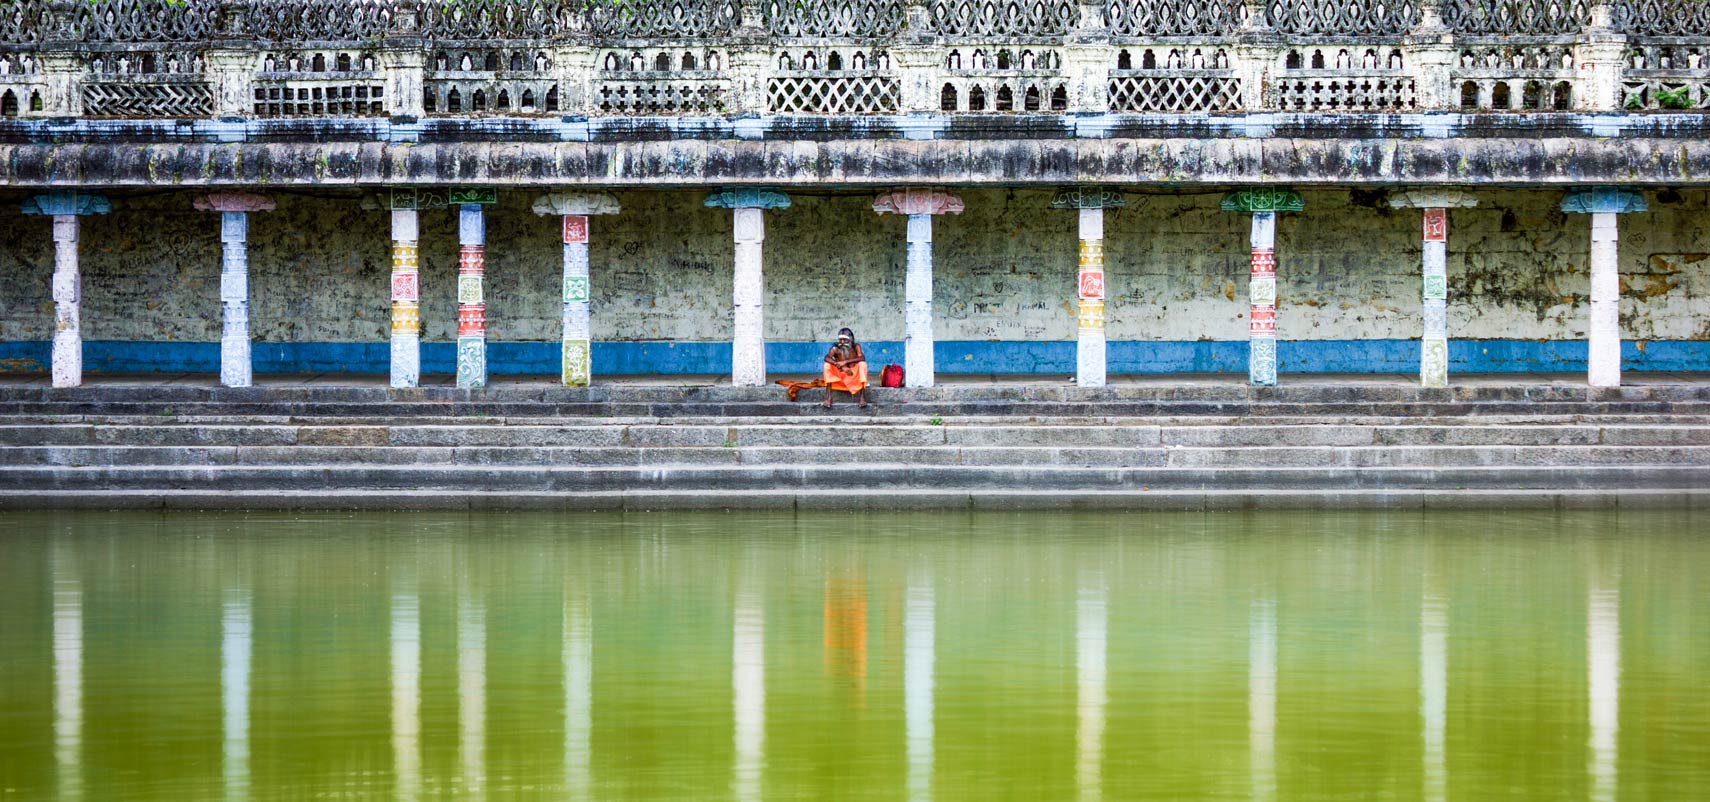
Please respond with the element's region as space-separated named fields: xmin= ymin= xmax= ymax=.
xmin=19 ymin=186 xmax=1651 ymax=391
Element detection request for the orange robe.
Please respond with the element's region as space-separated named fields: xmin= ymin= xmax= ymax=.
xmin=824 ymin=348 xmax=868 ymax=394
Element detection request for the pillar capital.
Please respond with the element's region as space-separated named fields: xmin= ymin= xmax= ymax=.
xmin=194 ymin=192 xmax=277 ymax=213
xmin=1050 ymin=186 xmax=1125 ymax=210
xmin=533 ymin=192 xmax=622 ymax=217
xmin=1561 ymin=188 xmax=1648 ymax=215
xmin=1388 ymin=189 xmax=1478 ymax=209
xmin=874 ymin=188 xmax=964 ymax=216
xmin=364 ymin=189 xmax=449 ymax=212
xmin=450 ymin=188 xmax=498 ymax=207
xmin=22 ymin=191 xmax=111 ymax=217
xmin=1221 ymin=188 xmax=1303 ymax=213
xmin=705 ymin=188 xmax=791 ymax=210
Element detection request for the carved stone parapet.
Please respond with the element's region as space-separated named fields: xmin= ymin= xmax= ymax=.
xmin=874 ymin=188 xmax=964 ymax=216
xmin=1221 ymin=188 xmax=1304 ymax=213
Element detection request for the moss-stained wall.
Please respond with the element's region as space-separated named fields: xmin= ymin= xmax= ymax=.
xmin=2 ymin=187 xmax=1707 ymax=358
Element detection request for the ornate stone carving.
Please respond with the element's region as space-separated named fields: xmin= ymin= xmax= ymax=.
xmin=1050 ymin=186 xmax=1126 ymax=210
xmin=705 ymin=188 xmax=792 ymax=210
xmin=195 ymin=192 xmax=278 ymax=213
xmin=1561 ymin=187 xmax=1648 ymax=214
xmin=22 ymin=191 xmax=111 ymax=217
xmin=533 ymin=192 xmax=622 ymax=217
xmin=930 ymin=0 xmax=1081 ymax=35
xmin=1388 ymin=189 xmax=1479 ymax=209
xmin=1220 ymin=188 xmax=1304 ymax=213
xmin=873 ymin=188 xmax=965 ymax=216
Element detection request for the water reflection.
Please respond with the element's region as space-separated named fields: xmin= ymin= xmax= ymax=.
xmin=1077 ymin=573 xmax=1107 ymax=802
xmin=732 ymin=587 xmax=765 ymax=802
xmin=1249 ymin=599 xmax=1277 ymax=802
xmin=458 ymin=582 xmax=486 ymax=801
xmin=564 ymin=587 xmax=592 ymax=800
xmin=52 ymin=544 xmax=81 ymax=802
xmin=1420 ymin=576 xmax=1447 ymax=802
xmin=2 ymin=510 xmax=1706 ymax=802
xmin=222 ymin=589 xmax=252 ymax=802
xmin=391 ymin=584 xmax=420 ymax=802
xmin=905 ymin=574 xmax=935 ymax=802
xmin=1588 ymin=578 xmax=1620 ymax=802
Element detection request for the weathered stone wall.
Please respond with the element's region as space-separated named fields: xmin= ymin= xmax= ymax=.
xmin=2 ymin=187 xmax=1707 ymax=368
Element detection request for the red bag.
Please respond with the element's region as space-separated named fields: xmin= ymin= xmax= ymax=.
xmin=880 ymin=364 xmax=904 ymax=388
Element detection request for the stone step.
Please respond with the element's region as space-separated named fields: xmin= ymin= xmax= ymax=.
xmin=6 ymin=444 xmax=1705 ymax=469
xmin=3 ymin=464 xmax=1704 ymax=494
xmin=4 ymin=422 xmax=1708 ymax=448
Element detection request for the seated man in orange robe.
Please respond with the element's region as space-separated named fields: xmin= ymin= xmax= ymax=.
xmin=822 ymin=328 xmax=869 ymax=408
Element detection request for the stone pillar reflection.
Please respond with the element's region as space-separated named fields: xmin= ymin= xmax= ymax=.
xmin=196 ymin=193 xmax=277 ymax=388
xmin=453 ymin=189 xmax=498 ymax=390
xmin=222 ymin=588 xmax=253 ymax=802
xmin=874 ymin=188 xmax=965 ymax=388
xmin=1077 ymin=573 xmax=1107 ymax=802
xmin=23 ymin=192 xmax=111 ymax=389
xmin=392 ymin=585 xmax=421 ymax=802
xmin=1562 ymin=188 xmax=1648 ymax=388
xmin=1390 ymin=191 xmax=1478 ymax=388
xmin=706 ymin=189 xmax=792 ymax=387
xmin=733 ymin=586 xmax=765 ymax=802
xmin=1222 ymin=190 xmax=1304 ymax=387
xmin=1249 ymin=598 xmax=1277 ymax=802
xmin=1052 ymin=187 xmax=1126 ymax=388
xmin=1421 ymin=577 xmax=1447 ymax=802
xmin=904 ymin=573 xmax=935 ymax=802
xmin=1588 ymin=575 xmax=1621 ymax=802
xmin=52 ymin=542 xmax=82 ymax=802
xmin=458 ymin=584 xmax=487 ymax=801
xmin=533 ymin=193 xmax=622 ymax=387
xmin=564 ymin=587 xmax=593 ymax=799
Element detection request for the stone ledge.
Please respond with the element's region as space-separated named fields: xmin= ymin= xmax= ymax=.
xmin=5 ymin=135 xmax=1710 ymax=188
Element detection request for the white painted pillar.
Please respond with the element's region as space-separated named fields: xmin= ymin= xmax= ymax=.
xmin=904 ymin=574 xmax=935 ymax=802
xmin=456 ymin=202 xmax=489 ymax=390
xmin=1249 ymin=598 xmax=1277 ymax=802
xmin=390 ymin=208 xmax=422 ymax=389
xmin=1077 ymin=574 xmax=1107 ymax=802
xmin=52 ymin=544 xmax=82 ymax=802
xmin=51 ymin=216 xmax=82 ymax=389
xmin=564 ymin=588 xmax=592 ymax=799
xmin=458 ymin=586 xmax=486 ymax=801
xmin=1390 ymin=191 xmax=1477 ymax=388
xmin=1588 ymin=578 xmax=1621 ymax=802
xmin=1222 ymin=190 xmax=1303 ymax=387
xmin=24 ymin=192 xmax=110 ymax=389
xmin=707 ymin=190 xmax=791 ymax=387
xmin=1588 ymin=212 xmax=1622 ymax=388
xmin=733 ymin=587 xmax=765 ymax=802
xmin=533 ymin=193 xmax=621 ymax=387
xmin=906 ymin=214 xmax=936 ymax=387
xmin=1052 ymin=188 xmax=1125 ymax=388
xmin=196 ymin=193 xmax=277 ymax=388
xmin=875 ymin=189 xmax=965 ymax=388
xmin=392 ymin=586 xmax=421 ymax=802
xmin=222 ymin=589 xmax=253 ymax=802
xmin=1562 ymin=188 xmax=1647 ymax=388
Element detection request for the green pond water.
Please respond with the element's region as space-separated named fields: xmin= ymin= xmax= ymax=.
xmin=1 ymin=510 xmax=1707 ymax=802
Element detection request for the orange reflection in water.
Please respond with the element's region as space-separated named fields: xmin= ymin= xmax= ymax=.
xmin=823 ymin=578 xmax=869 ymax=701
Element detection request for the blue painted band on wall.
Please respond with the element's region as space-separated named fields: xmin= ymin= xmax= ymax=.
xmin=0 ymin=340 xmax=1705 ymax=375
